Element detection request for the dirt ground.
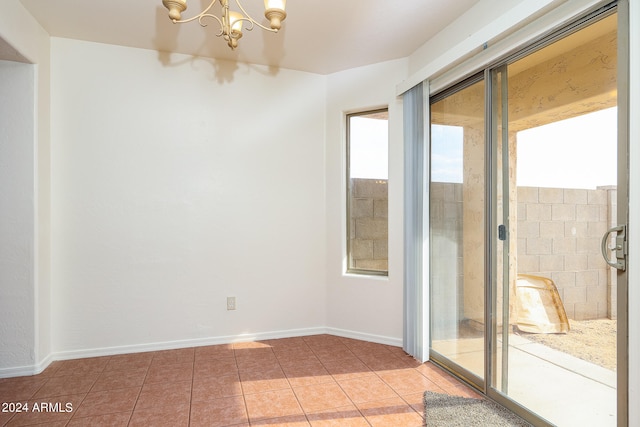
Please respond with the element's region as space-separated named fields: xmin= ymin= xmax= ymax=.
xmin=515 ymin=318 xmax=617 ymax=371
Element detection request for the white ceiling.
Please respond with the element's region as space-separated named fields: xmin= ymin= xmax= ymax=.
xmin=18 ymin=0 xmax=480 ymax=74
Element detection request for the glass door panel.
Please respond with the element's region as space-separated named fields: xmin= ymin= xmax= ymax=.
xmin=430 ymin=77 xmax=486 ymax=385
xmin=490 ymin=12 xmax=622 ymax=426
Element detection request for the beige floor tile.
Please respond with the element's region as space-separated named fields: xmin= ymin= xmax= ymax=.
xmin=33 ymin=373 xmax=99 ymax=398
xmin=358 ymin=353 xmax=416 ymax=371
xmin=144 ymin=361 xmax=193 ymax=384
xmin=275 ymin=352 xmax=321 ymax=368
xmin=401 ymin=392 xmax=428 ymax=417
xmin=312 ymin=347 xmax=357 ymax=363
xmin=0 ymin=411 xmax=15 ymax=426
xmin=357 ymin=396 xmax=424 ymax=427
xmin=53 ymin=357 xmax=111 ymax=377
xmin=337 ymin=373 xmax=398 ymax=404
xmin=91 ymin=367 xmax=147 ymax=392
xmin=293 ymin=382 xmax=351 ymax=413
xmin=72 ymin=386 xmax=140 ymax=418
xmin=236 ymin=355 xmax=281 ymax=373
xmin=303 ymin=335 xmax=345 ymax=347
xmin=250 ymin=414 xmax=310 ymax=426
xmin=240 ymin=368 xmax=290 ymax=394
xmin=36 ymin=360 xmax=63 ymax=378
xmin=67 ymin=411 xmax=132 ymax=426
xmin=5 ymin=393 xmax=84 ymax=426
xmin=129 ymin=402 xmax=190 ymax=427
xmin=306 ymin=404 xmax=370 ymax=427
xmin=244 ymin=388 xmax=303 ymax=421
xmin=190 ymin=396 xmax=248 ymax=427
xmin=233 ymin=341 xmax=273 ymax=350
xmin=0 ymin=377 xmax=48 ymax=402
xmin=192 ymin=373 xmax=242 ymax=402
xmin=193 ymin=357 xmax=238 ymax=378
xmin=135 ymin=381 xmax=191 ymax=410
xmin=283 ymin=364 xmax=334 ymax=388
xmin=322 ymin=358 xmax=372 ymax=382
xmin=0 ymin=335 xmax=487 ymax=427
xmin=377 ymin=367 xmax=439 ymax=395
xmin=194 ymin=344 xmax=234 ymax=361
xmin=151 ymin=348 xmax=195 ymax=366
xmin=104 ymin=352 xmax=154 ymax=372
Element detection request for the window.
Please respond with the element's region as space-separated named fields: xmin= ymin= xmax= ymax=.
xmin=346 ymin=109 xmax=389 ymax=275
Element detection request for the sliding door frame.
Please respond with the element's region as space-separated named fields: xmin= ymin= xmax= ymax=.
xmin=426 ymin=1 xmax=629 ymax=425
xmin=615 ymin=1 xmax=629 ymax=425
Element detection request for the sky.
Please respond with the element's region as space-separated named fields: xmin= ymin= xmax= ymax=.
xmin=431 ymin=125 xmax=464 ymax=183
xmin=349 ymin=107 xmax=618 ymax=189
xmin=430 ymin=107 xmax=618 ymax=190
xmin=349 ymin=116 xmax=389 ymax=179
xmin=516 ymin=107 xmax=617 ymax=189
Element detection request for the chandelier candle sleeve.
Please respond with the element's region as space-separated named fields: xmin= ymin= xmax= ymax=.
xmin=264 ymin=0 xmax=286 ymax=30
xmin=163 ymin=0 xmax=187 ymax=21
xmin=162 ymin=0 xmax=286 ymax=50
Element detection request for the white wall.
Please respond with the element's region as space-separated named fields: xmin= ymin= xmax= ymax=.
xmin=399 ymin=0 xmax=567 ymax=94
xmin=325 ymin=58 xmax=408 ymax=345
xmin=0 ymin=60 xmax=35 ymax=370
xmin=50 ymin=38 xmax=327 ymax=356
xmin=0 ymin=0 xmax=51 ymax=377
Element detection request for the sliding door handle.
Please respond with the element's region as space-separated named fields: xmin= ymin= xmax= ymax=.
xmin=601 ymin=225 xmax=627 ymax=271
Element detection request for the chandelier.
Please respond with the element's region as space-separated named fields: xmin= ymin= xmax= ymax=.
xmin=162 ymin=0 xmax=287 ymax=50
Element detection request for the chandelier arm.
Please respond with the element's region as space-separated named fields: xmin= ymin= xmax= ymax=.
xmin=197 ymin=14 xmax=225 ymax=36
xmin=232 ymin=0 xmax=278 ymax=33
xmin=167 ymin=0 xmax=225 ymax=36
xmin=170 ymin=0 xmax=216 ymax=24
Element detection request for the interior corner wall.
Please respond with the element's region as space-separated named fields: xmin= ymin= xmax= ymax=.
xmin=325 ymin=58 xmax=408 ymax=344
xmin=50 ymin=38 xmax=327 ymax=356
xmin=0 ymin=0 xmax=51 ymax=376
xmin=0 ymin=60 xmax=36 ymax=371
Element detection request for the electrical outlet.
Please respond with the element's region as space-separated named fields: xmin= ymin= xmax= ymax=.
xmin=227 ymin=296 xmax=236 ymax=310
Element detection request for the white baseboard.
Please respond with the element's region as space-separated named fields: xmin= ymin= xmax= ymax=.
xmin=52 ymin=327 xmax=328 ymax=361
xmin=325 ymin=327 xmax=403 ymax=347
xmin=0 ymin=353 xmax=53 ymax=379
xmin=0 ymin=327 xmax=402 ymax=378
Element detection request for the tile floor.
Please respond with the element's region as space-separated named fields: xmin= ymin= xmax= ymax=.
xmin=0 ymin=334 xmax=481 ymax=426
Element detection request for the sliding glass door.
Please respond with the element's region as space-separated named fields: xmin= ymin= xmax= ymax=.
xmin=489 ymin=10 xmax=627 ymax=426
xmin=430 ymin=76 xmax=486 ymax=388
xmin=429 ymin=3 xmax=628 ymax=425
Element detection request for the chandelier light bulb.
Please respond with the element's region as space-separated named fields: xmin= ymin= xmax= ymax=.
xmin=264 ymin=0 xmax=286 ymax=11
xmin=229 ymin=11 xmax=244 ymax=35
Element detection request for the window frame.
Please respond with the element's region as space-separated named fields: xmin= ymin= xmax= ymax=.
xmin=345 ymin=108 xmax=390 ymax=276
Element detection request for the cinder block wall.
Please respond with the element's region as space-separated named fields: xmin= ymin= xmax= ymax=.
xmin=357 ymin=181 xmax=615 ymax=320
xmin=517 ymin=186 xmax=617 ymax=320
xmin=429 ymin=182 xmax=616 ymax=323
xmin=349 ymin=178 xmax=388 ymax=271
